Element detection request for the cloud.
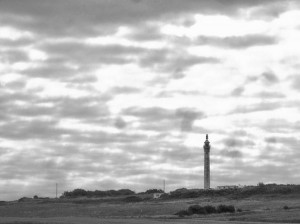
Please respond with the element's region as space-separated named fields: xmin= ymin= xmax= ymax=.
xmin=0 ymin=49 xmax=28 ymax=63
xmin=38 ymin=41 xmax=144 ymax=66
xmin=231 ymin=87 xmax=245 ymax=96
xmin=230 ymin=101 xmax=283 ymax=114
xmin=261 ymin=71 xmax=279 ymax=84
xmin=256 ymin=119 xmax=300 ymax=133
xmin=0 ymin=0 xmax=284 ymax=37
xmin=220 ymin=149 xmax=243 ymax=158
xmin=196 ymin=34 xmax=278 ymax=49
xmin=0 ymin=37 xmax=33 ymax=48
xmin=223 ymin=138 xmax=255 ymax=148
xmin=1 ymin=0 xmax=299 ymax=200
xmin=247 ymin=2 xmax=291 ymax=19
xmin=252 ymin=91 xmax=285 ymax=99
xmin=122 ymin=106 xmax=204 ymax=132
xmin=139 ymin=48 xmax=220 ymax=73
xmin=114 ymin=117 xmax=127 ymax=129
xmin=290 ymin=74 xmax=300 ymax=91
xmin=126 ymin=25 xmax=163 ymax=41
xmin=109 ymin=86 xmax=142 ymax=95
xmin=175 ymin=108 xmax=203 ymax=132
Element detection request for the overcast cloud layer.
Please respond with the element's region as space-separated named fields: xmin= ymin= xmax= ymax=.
xmin=1 ymin=0 xmax=300 ymax=200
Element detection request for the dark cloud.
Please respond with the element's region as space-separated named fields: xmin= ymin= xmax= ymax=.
xmin=230 ymin=101 xmax=283 ymax=114
xmin=196 ymin=34 xmax=278 ymax=49
xmin=0 ymin=37 xmax=33 ymax=48
xmin=65 ymin=74 xmax=98 ymax=84
xmin=290 ymin=75 xmax=300 ymax=91
xmin=109 ymin=86 xmax=141 ymax=95
xmin=126 ymin=25 xmax=163 ymax=41
xmin=123 ymin=106 xmax=173 ymax=120
xmin=254 ymin=119 xmax=300 ymax=134
xmin=265 ymin=136 xmax=299 ymax=145
xmin=223 ymin=138 xmax=255 ymax=148
xmin=0 ymin=119 xmax=64 ymax=140
xmin=0 ymin=0 xmax=284 ymax=37
xmin=247 ymin=2 xmax=290 ymax=19
xmin=261 ymin=71 xmax=279 ymax=84
xmin=3 ymin=80 xmax=27 ymax=89
xmin=55 ymin=97 xmax=109 ymax=120
xmin=0 ymin=49 xmax=28 ymax=63
xmin=139 ymin=48 xmax=220 ymax=72
xmin=231 ymin=129 xmax=249 ymax=137
xmin=114 ymin=117 xmax=127 ymax=129
xmin=122 ymin=106 xmax=204 ymax=132
xmin=23 ymin=64 xmax=76 ymax=79
xmin=231 ymin=87 xmax=244 ymax=96
xmin=176 ymin=108 xmax=203 ymax=132
xmin=220 ymin=149 xmax=243 ymax=158
xmin=38 ymin=41 xmax=144 ymax=66
xmin=253 ymin=91 xmax=285 ymax=99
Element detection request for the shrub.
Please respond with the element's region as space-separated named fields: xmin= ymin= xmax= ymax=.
xmin=237 ymin=208 xmax=243 ymax=212
xmin=18 ymin=197 xmax=32 ymax=202
xmin=217 ymin=204 xmax=235 ymax=213
xmin=204 ymin=205 xmax=217 ymax=214
xmin=145 ymin=189 xmax=164 ymax=194
xmin=188 ymin=205 xmax=207 ymax=214
xmin=175 ymin=210 xmax=192 ymax=217
xmin=283 ymin=205 xmax=289 ymax=210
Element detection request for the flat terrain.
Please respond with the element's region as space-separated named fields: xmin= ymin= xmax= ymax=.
xmin=0 ymin=194 xmax=300 ymax=224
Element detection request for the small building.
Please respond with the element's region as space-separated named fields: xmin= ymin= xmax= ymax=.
xmin=153 ymin=193 xmax=163 ymax=199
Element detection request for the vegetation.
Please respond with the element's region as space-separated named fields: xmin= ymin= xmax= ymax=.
xmin=217 ymin=204 xmax=235 ymax=213
xmin=3 ymin=193 xmax=300 ymax=223
xmin=188 ymin=205 xmax=207 ymax=214
xmin=60 ymin=184 xmax=300 ymax=199
xmin=62 ymin=188 xmax=135 ymax=198
xmin=175 ymin=204 xmax=236 ymax=217
xmin=166 ymin=184 xmax=300 ymax=200
xmin=143 ymin=189 xmax=164 ymax=194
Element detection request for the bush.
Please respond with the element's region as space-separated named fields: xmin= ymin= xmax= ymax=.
xmin=18 ymin=197 xmax=32 ymax=202
xmin=237 ymin=208 xmax=243 ymax=212
xmin=204 ymin=205 xmax=217 ymax=214
xmin=175 ymin=210 xmax=192 ymax=217
xmin=283 ymin=205 xmax=289 ymax=210
xmin=188 ymin=205 xmax=207 ymax=214
xmin=145 ymin=189 xmax=164 ymax=194
xmin=217 ymin=204 xmax=235 ymax=213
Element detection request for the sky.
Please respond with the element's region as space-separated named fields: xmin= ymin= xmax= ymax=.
xmin=0 ymin=0 xmax=300 ymax=201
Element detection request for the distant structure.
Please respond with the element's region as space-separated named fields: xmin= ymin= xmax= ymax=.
xmin=153 ymin=192 xmax=163 ymax=199
xmin=203 ymin=134 xmax=211 ymax=189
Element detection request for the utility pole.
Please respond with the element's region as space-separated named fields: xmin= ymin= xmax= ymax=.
xmin=163 ymin=179 xmax=166 ymax=193
xmin=56 ymin=183 xmax=58 ymax=199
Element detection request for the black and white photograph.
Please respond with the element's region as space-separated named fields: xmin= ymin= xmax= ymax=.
xmin=0 ymin=0 xmax=300 ymax=223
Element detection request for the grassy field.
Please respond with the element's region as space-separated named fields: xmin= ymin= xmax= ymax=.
xmin=0 ymin=194 xmax=299 ymax=224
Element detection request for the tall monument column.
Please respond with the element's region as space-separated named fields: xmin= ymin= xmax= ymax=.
xmin=203 ymin=134 xmax=211 ymax=189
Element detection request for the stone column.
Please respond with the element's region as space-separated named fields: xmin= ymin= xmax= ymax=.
xmin=203 ymin=134 xmax=210 ymax=189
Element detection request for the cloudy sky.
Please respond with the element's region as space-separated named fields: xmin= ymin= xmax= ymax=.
xmin=1 ymin=0 xmax=300 ymax=200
